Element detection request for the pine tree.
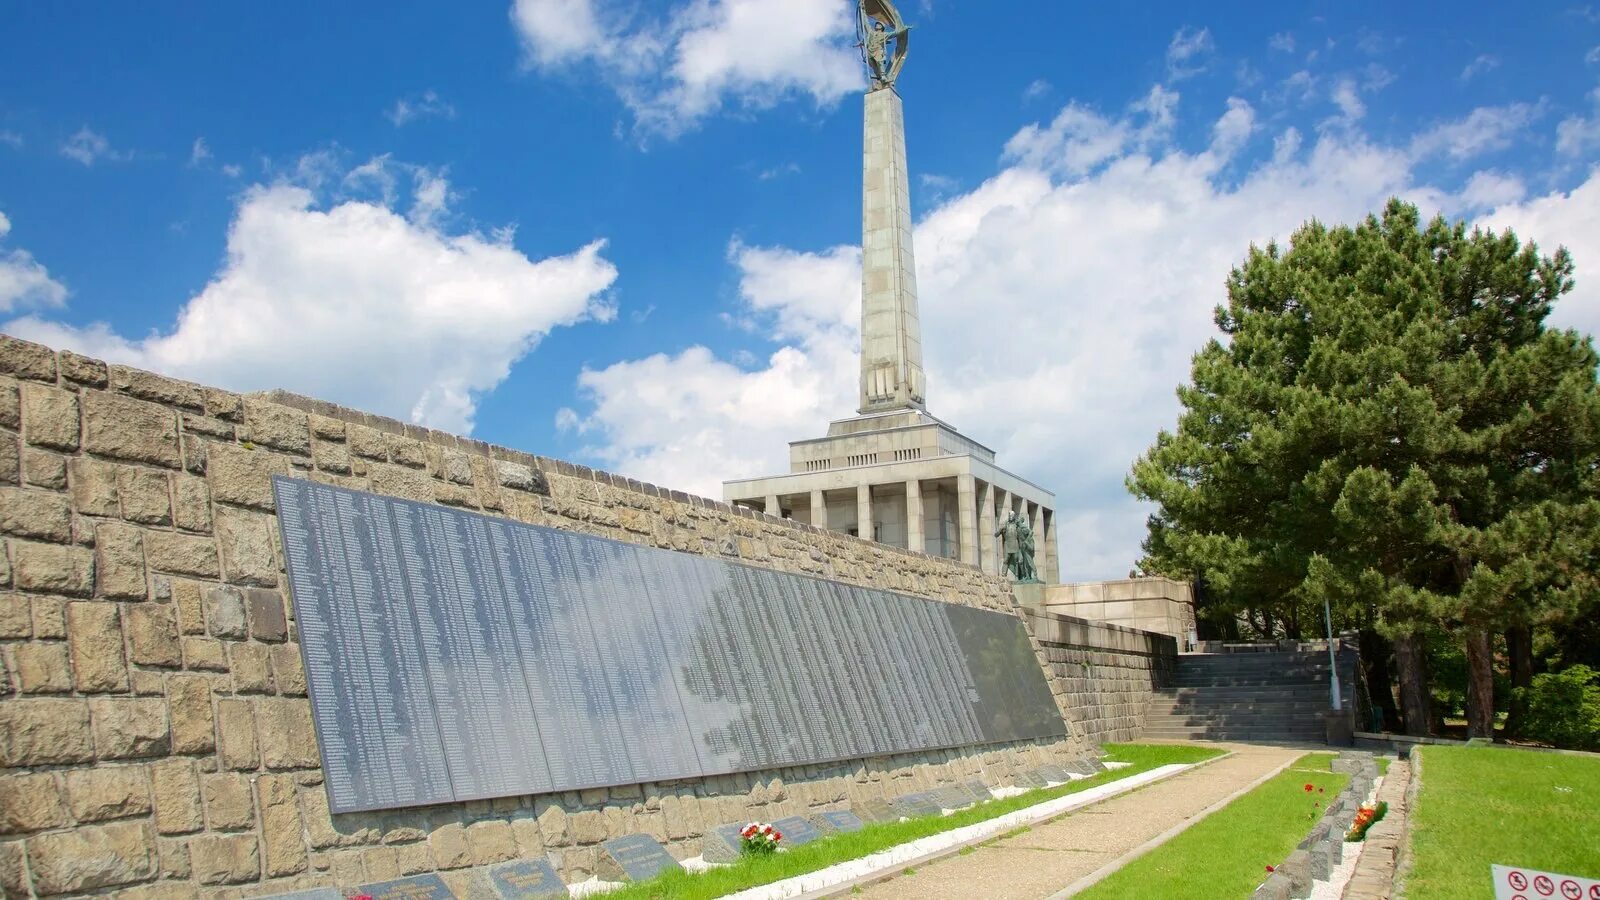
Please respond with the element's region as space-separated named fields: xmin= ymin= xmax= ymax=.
xmin=1130 ymin=199 xmax=1600 ymax=737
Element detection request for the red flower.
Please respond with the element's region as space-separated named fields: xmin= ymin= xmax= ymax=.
xmin=774 ymin=832 xmax=783 ymax=841
xmin=1265 ymin=865 xmax=1275 ymax=873
xmin=1304 ymin=784 xmax=1314 ymax=792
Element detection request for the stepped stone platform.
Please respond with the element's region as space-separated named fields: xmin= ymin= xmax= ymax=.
xmin=1140 ymin=650 xmax=1353 ymax=744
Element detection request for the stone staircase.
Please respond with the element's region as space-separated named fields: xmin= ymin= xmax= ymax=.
xmin=1140 ymin=650 xmax=1344 ymax=744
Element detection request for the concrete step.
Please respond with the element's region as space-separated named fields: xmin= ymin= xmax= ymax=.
xmin=1159 ymin=685 xmax=1332 ymax=696
xmin=1140 ymin=726 xmax=1328 ymax=741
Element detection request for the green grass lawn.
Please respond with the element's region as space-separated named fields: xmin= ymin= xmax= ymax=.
xmin=604 ymin=743 xmax=1223 ymax=900
xmin=1077 ymin=754 xmax=1347 ymax=900
xmin=1407 ymin=745 xmax=1600 ymax=898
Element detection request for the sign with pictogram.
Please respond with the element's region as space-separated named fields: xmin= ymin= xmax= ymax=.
xmin=1494 ymin=866 xmax=1600 ymax=900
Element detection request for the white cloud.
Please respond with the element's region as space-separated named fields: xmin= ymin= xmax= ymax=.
xmin=387 ymin=90 xmax=457 ymax=126
xmin=189 ymin=137 xmax=211 ymax=167
xmin=1557 ymin=87 xmax=1600 ymax=156
xmin=1023 ymin=79 xmax=1051 ymax=101
xmin=1269 ymin=32 xmax=1295 ymax=54
xmin=6 ymin=157 xmax=618 ymax=434
xmin=59 ymin=127 xmax=127 ymax=166
xmin=1480 ymin=170 xmax=1600 ymax=340
xmin=1459 ymin=54 xmax=1500 ymax=83
xmin=757 ymin=162 xmax=801 ymax=180
xmin=1166 ymin=26 xmax=1214 ymax=81
xmin=1410 ymin=102 xmax=1542 ymax=160
xmin=1329 ymin=78 xmax=1367 ymax=123
xmin=561 ymin=82 xmax=1600 ymax=582
xmin=510 ymin=0 xmax=862 ymax=137
xmin=0 ymin=131 xmax=21 ymax=149
xmin=0 ymin=211 xmax=69 ymax=312
xmin=1588 ymin=46 xmax=1599 ymax=65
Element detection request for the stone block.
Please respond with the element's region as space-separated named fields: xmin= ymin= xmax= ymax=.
xmin=0 ymin=335 xmax=56 ymax=381
xmin=0 ymin=594 xmax=28 ymax=637
xmin=1279 ymin=848 xmax=1312 ymax=897
xmin=25 ymin=822 xmax=156 ymax=894
xmin=21 ymin=448 xmax=65 ymax=489
xmin=0 ymin=379 xmax=16 ymax=429
xmin=218 ymin=698 xmax=259 ymax=769
xmin=190 ymin=833 xmax=261 ymax=884
xmin=171 ymin=579 xmax=205 ymax=634
xmin=144 ymin=531 xmax=220 ymax=578
xmin=155 ymin=836 xmax=191 ymax=880
xmin=82 ymin=390 xmax=181 ymax=467
xmin=59 ymin=350 xmax=108 ymax=386
xmin=231 ymin=642 xmax=273 ymax=693
xmin=204 ymin=772 xmax=256 ymax=830
xmin=89 ymin=697 xmax=170 ymax=758
xmin=348 ymin=424 xmax=388 ymax=460
xmin=95 ymin=522 xmax=148 ymax=600
xmin=1252 ymin=872 xmax=1294 ymax=900
xmin=126 ymin=602 xmax=182 ymax=667
xmin=68 ymin=601 xmax=129 ymax=692
xmin=14 ymin=641 xmax=73 ymax=693
xmin=313 ymin=440 xmax=352 ymax=475
xmin=151 ymin=758 xmax=204 ymax=834
xmin=69 ymin=456 xmax=121 ymax=515
xmin=109 ymin=365 xmax=203 ymax=409
xmin=429 ymin=822 xmax=472 ymax=869
xmin=0 ymin=486 xmax=71 ymax=542
xmin=247 ymin=587 xmax=289 ymax=641
xmin=0 ymin=840 xmax=23 ymax=898
xmin=272 ymin=644 xmax=307 ymax=695
xmin=173 ymin=474 xmax=212 ymax=532
xmin=0 ymin=436 xmax=17 ymax=486
xmin=12 ymin=540 xmax=94 ymax=595
xmin=168 ymin=674 xmax=217 ymax=754
xmin=116 ymin=467 xmax=172 ymax=526
xmin=259 ymin=773 xmax=308 ymax=877
xmin=217 ymin=508 xmax=278 ymax=586
xmin=0 ymin=698 xmax=93 ymax=766
xmin=0 ymin=773 xmax=69 ymax=834
xmin=207 ymin=443 xmax=290 ymax=511
xmin=206 ymin=585 xmax=248 ymax=638
xmin=257 ymin=698 xmax=318 ymax=768
xmin=242 ymin=399 xmax=310 ymax=454
xmin=369 ymin=463 xmax=432 ymax=501
xmin=64 ymin=766 xmax=153 ymax=823
xmin=21 ymin=384 xmax=80 ymax=451
xmin=468 ymin=819 xmax=517 ymax=866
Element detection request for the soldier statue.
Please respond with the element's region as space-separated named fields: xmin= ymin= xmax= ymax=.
xmin=996 ymin=510 xmax=1040 ymax=583
xmin=857 ymin=1 xmax=911 ymax=89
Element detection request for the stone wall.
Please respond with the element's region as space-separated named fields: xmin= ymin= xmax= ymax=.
xmin=1024 ymin=609 xmax=1177 ymax=744
xmin=0 ymin=334 xmax=1110 ymax=898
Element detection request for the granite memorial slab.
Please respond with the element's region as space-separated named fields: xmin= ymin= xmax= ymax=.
xmin=962 ymin=778 xmax=992 ymax=802
xmin=701 ymin=823 xmax=748 ymax=864
xmin=598 ymin=834 xmax=682 ymax=883
xmin=1067 ymin=759 xmax=1099 ymax=777
xmin=259 ymin=891 xmax=343 ymax=900
xmin=1012 ymin=770 xmax=1049 ymax=790
xmin=357 ymin=874 xmax=454 ymax=900
xmin=932 ymin=786 xmax=973 ymax=810
xmin=810 ymin=810 xmax=865 ymax=835
xmin=273 ymin=476 xmax=1068 ymax=814
xmin=1036 ymin=764 xmax=1074 ymax=783
xmin=771 ymin=815 xmax=825 ymax=847
xmin=889 ymin=792 xmax=943 ymax=819
xmin=472 ymin=858 xmax=567 ymax=898
xmin=854 ymin=799 xmax=898 ymax=823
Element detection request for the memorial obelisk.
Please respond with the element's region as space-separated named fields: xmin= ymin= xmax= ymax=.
xmin=857 ymin=0 xmax=926 ymax=414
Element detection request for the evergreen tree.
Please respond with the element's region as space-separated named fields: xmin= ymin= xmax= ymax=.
xmin=1130 ymin=199 xmax=1600 ymax=737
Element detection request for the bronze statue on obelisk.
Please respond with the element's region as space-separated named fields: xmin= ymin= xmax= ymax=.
xmin=857 ymin=0 xmax=911 ymax=90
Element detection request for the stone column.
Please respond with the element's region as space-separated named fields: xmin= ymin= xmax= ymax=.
xmin=957 ymin=474 xmax=978 ymax=566
xmin=811 ymin=489 xmax=828 ymax=531
xmin=1042 ymin=509 xmax=1059 ymax=584
xmin=905 ymin=479 xmax=925 ymax=555
xmin=1032 ymin=503 xmax=1047 ymax=582
xmin=858 ymin=86 xmax=926 ymax=413
xmin=765 ymin=494 xmax=782 ymax=518
xmin=857 ymin=484 xmax=873 ymax=542
xmin=978 ymin=481 xmax=997 ymax=575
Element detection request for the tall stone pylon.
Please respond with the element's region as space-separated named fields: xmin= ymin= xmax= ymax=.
xmin=858 ymin=85 xmax=927 ymax=414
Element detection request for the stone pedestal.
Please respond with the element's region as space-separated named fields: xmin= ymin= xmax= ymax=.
xmin=1013 ymin=582 xmax=1046 ymax=611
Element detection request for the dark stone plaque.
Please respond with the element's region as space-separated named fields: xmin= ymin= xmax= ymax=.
xmin=356 ymin=873 xmax=453 ymax=900
xmin=771 ymin=815 xmax=825 ymax=847
xmin=1068 ymin=759 xmax=1099 ymax=777
xmin=889 ymin=792 xmax=943 ymax=819
xmin=854 ymin=799 xmax=897 ymax=823
xmin=1036 ymin=764 xmax=1073 ymax=783
xmin=478 ymin=858 xmax=566 ymax=898
xmin=702 ymin=823 xmax=747 ymax=864
xmin=273 ymin=477 xmax=1068 ymax=814
xmin=932 ymin=786 xmax=974 ymax=810
xmin=1012 ymin=770 xmax=1049 ymax=790
xmin=598 ymin=834 xmax=682 ymax=883
xmin=962 ymin=778 xmax=991 ymax=802
xmin=258 ymin=890 xmax=342 ymax=900
xmin=811 ymin=810 xmax=865 ymax=834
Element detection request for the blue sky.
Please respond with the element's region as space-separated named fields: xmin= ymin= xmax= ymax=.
xmin=3 ymin=1 xmax=1599 ymax=580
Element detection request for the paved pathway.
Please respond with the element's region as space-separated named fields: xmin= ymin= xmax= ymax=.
xmin=849 ymin=744 xmax=1305 ymax=900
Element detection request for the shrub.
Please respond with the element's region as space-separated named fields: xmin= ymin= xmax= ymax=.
xmin=1518 ymin=665 xmax=1600 ymax=751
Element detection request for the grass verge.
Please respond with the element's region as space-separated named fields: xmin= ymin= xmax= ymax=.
xmin=1407 ymin=745 xmax=1600 ymax=898
xmin=1076 ymin=753 xmax=1346 ymax=900
xmin=604 ymin=743 xmax=1222 ymax=900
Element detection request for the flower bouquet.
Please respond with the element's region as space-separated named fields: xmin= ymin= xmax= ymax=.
xmin=1345 ymin=801 xmax=1388 ymax=842
xmin=740 ymin=822 xmax=783 ymax=857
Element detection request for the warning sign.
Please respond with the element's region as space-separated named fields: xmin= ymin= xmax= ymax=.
xmin=1494 ymin=866 xmax=1600 ymax=900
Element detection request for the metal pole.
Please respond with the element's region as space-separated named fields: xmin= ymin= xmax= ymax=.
xmin=1323 ymin=595 xmax=1342 ymax=711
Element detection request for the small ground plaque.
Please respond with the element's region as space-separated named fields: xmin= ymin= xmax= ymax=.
xmin=932 ymin=786 xmax=973 ymax=810
xmin=599 ymin=834 xmax=682 ymax=883
xmin=259 ymin=890 xmax=343 ymax=900
xmin=358 ymin=874 xmax=453 ymax=900
xmin=1069 ymin=759 xmax=1100 ymax=776
xmin=702 ymin=823 xmax=747 ymax=864
xmin=810 ymin=810 xmax=865 ymax=835
xmin=475 ymin=858 xmax=566 ymax=898
xmin=854 ymin=799 xmax=898 ymax=823
xmin=771 ymin=815 xmax=825 ymax=847
xmin=1036 ymin=764 xmax=1073 ymax=783
xmin=962 ymin=778 xmax=991 ymax=802
xmin=890 ymin=792 xmax=943 ymax=819
xmin=1012 ymin=770 xmax=1049 ymax=790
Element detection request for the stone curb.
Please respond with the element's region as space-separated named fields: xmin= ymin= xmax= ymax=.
xmin=1252 ymin=750 xmax=1380 ymax=900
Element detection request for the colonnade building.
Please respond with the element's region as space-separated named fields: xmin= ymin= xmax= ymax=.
xmin=722 ymin=74 xmax=1061 ymax=582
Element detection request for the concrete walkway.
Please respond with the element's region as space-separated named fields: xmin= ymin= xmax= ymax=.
xmin=847 ymin=744 xmax=1306 ymax=900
